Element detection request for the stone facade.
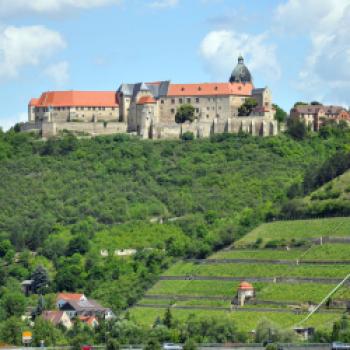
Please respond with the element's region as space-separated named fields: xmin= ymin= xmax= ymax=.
xmin=290 ymin=104 xmax=350 ymax=131
xmin=22 ymin=57 xmax=278 ymax=139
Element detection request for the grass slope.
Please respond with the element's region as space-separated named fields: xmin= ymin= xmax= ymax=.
xmin=235 ymin=217 xmax=350 ymax=248
xmin=131 ymin=217 xmax=350 ymax=333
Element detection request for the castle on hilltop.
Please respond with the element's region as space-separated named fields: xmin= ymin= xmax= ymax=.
xmin=21 ymin=56 xmax=278 ymax=139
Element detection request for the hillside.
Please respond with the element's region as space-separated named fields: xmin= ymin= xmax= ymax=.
xmin=132 ymin=217 xmax=350 ymax=334
xmin=1 ymin=130 xmax=350 ymax=345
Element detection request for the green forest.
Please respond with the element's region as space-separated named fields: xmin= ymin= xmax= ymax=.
xmin=1 ymin=125 xmax=350 ymax=346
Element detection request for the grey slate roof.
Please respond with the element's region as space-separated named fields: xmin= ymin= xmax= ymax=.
xmin=117 ymin=81 xmax=170 ymax=99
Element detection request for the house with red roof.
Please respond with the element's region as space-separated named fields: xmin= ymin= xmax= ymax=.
xmin=22 ymin=56 xmax=277 ymax=139
xmin=42 ymin=310 xmax=73 ymax=329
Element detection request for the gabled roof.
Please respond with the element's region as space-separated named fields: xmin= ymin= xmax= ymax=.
xmin=60 ymin=299 xmax=108 ymax=312
xmin=57 ymin=293 xmax=85 ymax=301
xmin=30 ymin=91 xmax=119 ymax=108
xmin=42 ymin=311 xmax=67 ymax=325
xmin=29 ymin=98 xmax=39 ymax=107
xmin=167 ymin=82 xmax=253 ymax=97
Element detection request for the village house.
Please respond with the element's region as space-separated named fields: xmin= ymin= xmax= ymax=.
xmin=42 ymin=310 xmax=73 ymax=329
xmin=57 ymin=293 xmax=114 ymax=320
xmin=290 ymin=104 xmax=350 ymax=131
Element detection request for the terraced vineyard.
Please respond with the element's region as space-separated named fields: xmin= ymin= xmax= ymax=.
xmin=130 ymin=217 xmax=350 ymax=333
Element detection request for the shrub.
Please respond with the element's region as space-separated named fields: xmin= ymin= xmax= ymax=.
xmin=181 ymin=132 xmax=194 ymax=141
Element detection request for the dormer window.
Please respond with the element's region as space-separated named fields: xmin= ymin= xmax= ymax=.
xmin=214 ymin=86 xmax=218 ymax=91
xmin=181 ymin=87 xmax=185 ymax=91
xmin=198 ymin=86 xmax=202 ymax=91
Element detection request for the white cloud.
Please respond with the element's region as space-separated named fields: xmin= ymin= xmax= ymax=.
xmin=199 ymin=30 xmax=281 ymax=82
xmin=149 ymin=0 xmax=178 ymax=9
xmin=0 ymin=25 xmax=66 ymax=81
xmin=275 ymin=0 xmax=350 ymax=105
xmin=0 ymin=0 xmax=122 ymax=17
xmin=44 ymin=61 xmax=70 ymax=86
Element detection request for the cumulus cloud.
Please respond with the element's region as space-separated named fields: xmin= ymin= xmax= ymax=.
xmin=0 ymin=0 xmax=122 ymax=17
xmin=148 ymin=0 xmax=178 ymax=8
xmin=0 ymin=25 xmax=66 ymax=81
xmin=44 ymin=61 xmax=70 ymax=86
xmin=275 ymin=0 xmax=350 ymax=105
xmin=199 ymin=30 xmax=281 ymax=82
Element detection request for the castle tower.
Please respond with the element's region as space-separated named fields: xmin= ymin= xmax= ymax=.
xmin=229 ymin=55 xmax=252 ymax=84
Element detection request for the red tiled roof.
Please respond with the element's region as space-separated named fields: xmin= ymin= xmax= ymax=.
xmin=32 ymin=91 xmax=118 ymax=108
xmin=29 ymin=98 xmax=39 ymax=107
xmin=57 ymin=293 xmax=85 ymax=301
xmin=239 ymin=282 xmax=254 ymax=290
xmin=167 ymin=82 xmax=253 ymax=97
xmin=138 ymin=96 xmax=156 ymax=105
xmin=79 ymin=316 xmax=98 ymax=326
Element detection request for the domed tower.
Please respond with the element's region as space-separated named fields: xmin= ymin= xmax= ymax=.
xmin=229 ymin=55 xmax=252 ymax=84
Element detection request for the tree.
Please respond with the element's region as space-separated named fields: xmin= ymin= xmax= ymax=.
xmin=287 ymin=118 xmax=308 ymax=140
xmin=0 ymin=291 xmax=26 ymax=318
xmin=183 ymin=338 xmax=198 ymax=350
xmin=31 ymin=265 xmax=50 ymax=294
xmin=294 ymin=101 xmax=308 ymax=107
xmin=175 ymin=104 xmax=195 ymax=124
xmin=33 ymin=317 xmax=65 ymax=346
xmin=181 ymin=132 xmax=194 ymax=141
xmin=144 ymin=338 xmax=161 ymax=350
xmin=273 ymin=104 xmax=288 ymax=123
xmin=238 ymin=98 xmax=258 ymax=116
xmin=163 ymin=308 xmax=173 ymax=328
xmin=67 ymin=235 xmax=89 ymax=256
xmin=0 ymin=316 xmax=26 ymax=345
xmin=107 ymin=338 xmax=120 ymax=350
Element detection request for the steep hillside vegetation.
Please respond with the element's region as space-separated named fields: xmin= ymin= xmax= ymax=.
xmin=1 ymin=128 xmax=350 ymax=345
xmin=133 ymin=217 xmax=350 ymax=334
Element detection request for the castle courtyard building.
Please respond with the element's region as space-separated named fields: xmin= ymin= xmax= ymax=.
xmin=22 ymin=57 xmax=278 ymax=139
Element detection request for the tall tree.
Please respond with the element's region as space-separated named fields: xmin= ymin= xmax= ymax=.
xmin=31 ymin=265 xmax=49 ymax=294
xmin=175 ymin=104 xmax=195 ymax=124
xmin=238 ymin=98 xmax=258 ymax=116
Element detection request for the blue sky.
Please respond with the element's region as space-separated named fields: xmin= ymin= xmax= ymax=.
xmin=0 ymin=0 xmax=350 ymax=130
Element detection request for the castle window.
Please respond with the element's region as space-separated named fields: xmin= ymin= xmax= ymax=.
xmin=161 ymin=100 xmax=164 ymax=104
xmin=187 ymin=98 xmax=191 ymax=103
xmin=112 ymin=107 xmax=115 ymax=111
xmin=102 ymin=107 xmax=106 ymax=111
xmin=218 ymin=106 xmax=222 ymax=110
xmin=206 ymin=114 xmax=209 ymax=118
xmin=171 ymin=108 xmax=175 ymax=114
xmin=196 ymin=98 xmax=199 ymax=103
xmin=171 ymin=99 xmax=175 ymax=104
xmin=195 ymin=108 xmax=199 ymax=113
xmin=179 ymin=98 xmax=183 ymax=104
xmin=207 ymin=107 xmax=210 ymax=111
xmin=88 ymin=107 xmax=92 ymax=111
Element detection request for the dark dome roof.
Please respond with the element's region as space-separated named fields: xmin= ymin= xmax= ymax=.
xmin=229 ymin=56 xmax=252 ymax=83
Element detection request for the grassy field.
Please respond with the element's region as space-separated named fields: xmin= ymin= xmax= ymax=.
xmin=164 ymin=261 xmax=350 ymax=278
xmin=211 ymin=244 xmax=350 ymax=260
xmin=210 ymin=249 xmax=304 ymax=260
xmin=133 ymin=218 xmax=350 ymax=333
xmin=130 ymin=307 xmax=342 ymax=332
xmin=147 ymin=280 xmax=350 ymax=303
xmin=235 ymin=217 xmax=350 ymax=248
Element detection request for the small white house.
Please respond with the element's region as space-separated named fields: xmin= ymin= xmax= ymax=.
xmin=237 ymin=282 xmax=255 ymax=306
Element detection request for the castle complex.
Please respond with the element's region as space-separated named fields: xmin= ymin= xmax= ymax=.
xmin=22 ymin=56 xmax=278 ymax=139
